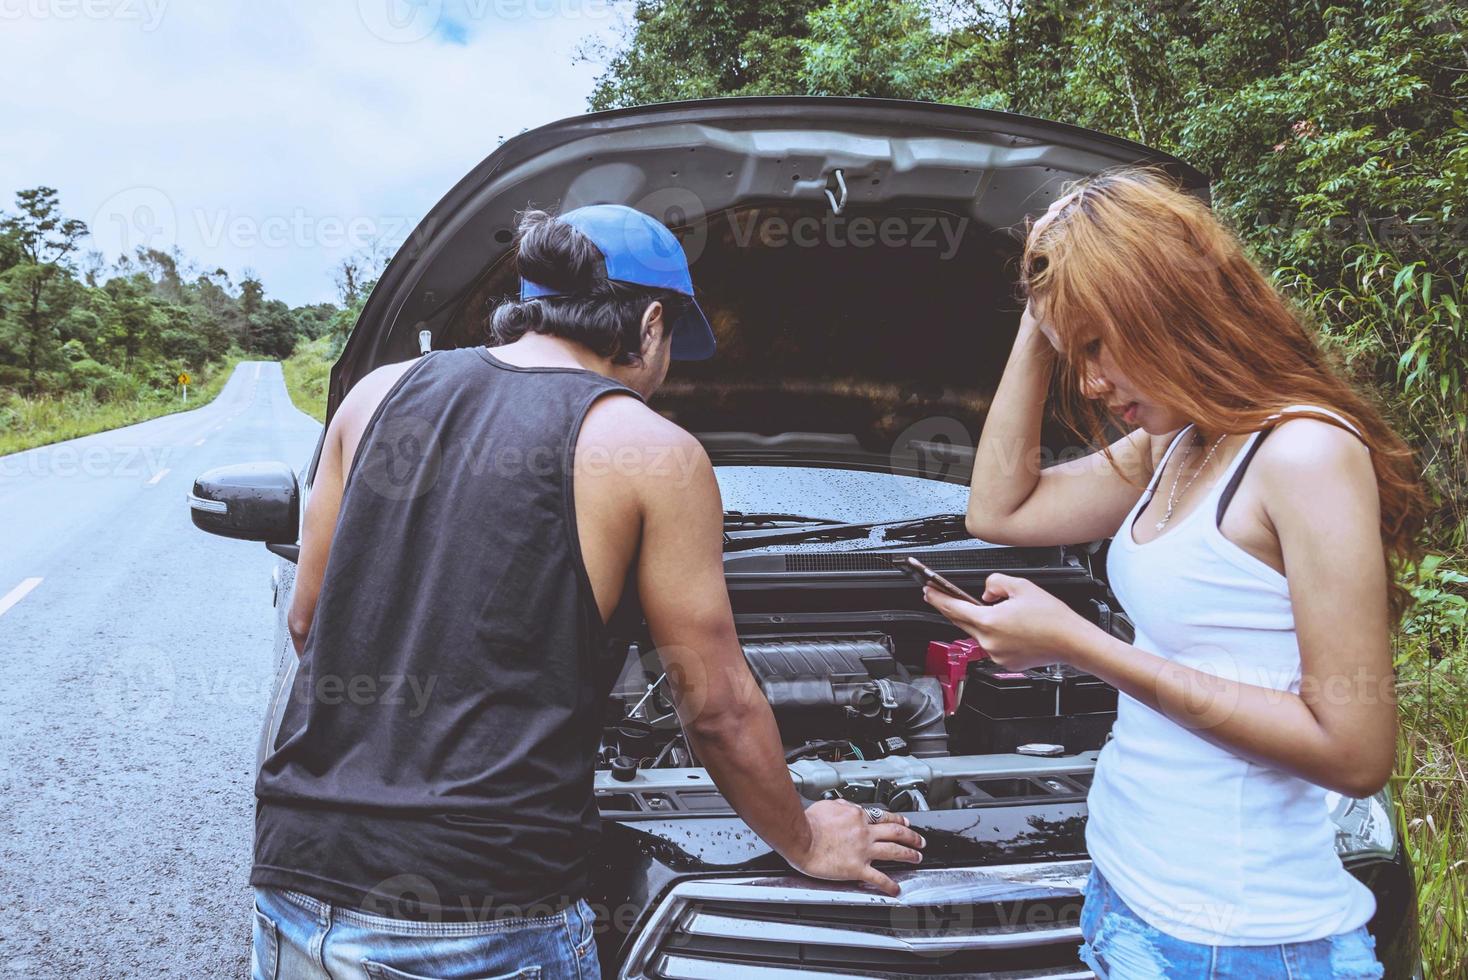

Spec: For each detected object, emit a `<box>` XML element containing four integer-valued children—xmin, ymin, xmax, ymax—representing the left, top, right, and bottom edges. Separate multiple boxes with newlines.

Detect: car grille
<box><xmin>620</xmin><ymin>860</ymin><xmax>1093</xmax><ymax>979</ymax></box>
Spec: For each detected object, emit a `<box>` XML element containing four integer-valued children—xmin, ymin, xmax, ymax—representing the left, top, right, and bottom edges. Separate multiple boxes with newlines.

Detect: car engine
<box><xmin>598</xmin><ymin>613</ymin><xmax>1121</xmax><ymax>812</ymax></box>
<box><xmin>603</xmin><ymin>634</ymin><xmax>947</xmax><ymax>769</ymax></box>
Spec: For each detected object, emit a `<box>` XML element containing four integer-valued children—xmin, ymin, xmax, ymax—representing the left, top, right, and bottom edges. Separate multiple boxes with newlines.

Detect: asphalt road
<box><xmin>0</xmin><ymin>362</ymin><xmax>321</xmax><ymax>978</ymax></box>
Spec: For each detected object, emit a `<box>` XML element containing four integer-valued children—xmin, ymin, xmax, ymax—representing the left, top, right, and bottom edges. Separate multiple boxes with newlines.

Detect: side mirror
<box><xmin>189</xmin><ymin>462</ymin><xmax>300</xmax><ymax>551</ymax></box>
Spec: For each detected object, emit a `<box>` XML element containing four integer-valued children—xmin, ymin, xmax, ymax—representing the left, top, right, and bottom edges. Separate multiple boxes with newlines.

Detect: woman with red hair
<box><xmin>927</xmin><ymin>167</ymin><xmax>1426</xmax><ymax>978</ymax></box>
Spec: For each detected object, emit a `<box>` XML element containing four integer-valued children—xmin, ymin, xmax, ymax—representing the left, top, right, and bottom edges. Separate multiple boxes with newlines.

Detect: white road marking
<box><xmin>193</xmin><ymin>438</ymin><xmax>206</xmax><ymax>447</ymax></box>
<box><xmin>0</xmin><ymin>577</ymin><xmax>43</xmax><ymax>617</ymax></box>
<box><xmin>147</xmin><ymin>468</ymin><xmax>171</xmax><ymax>485</ymax></box>
<box><xmin>255</xmin><ymin>364</ymin><xmax>262</xmax><ymax>380</ymax></box>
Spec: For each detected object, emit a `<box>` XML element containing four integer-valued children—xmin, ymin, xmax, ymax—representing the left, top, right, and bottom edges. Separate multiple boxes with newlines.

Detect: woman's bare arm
<box><xmin>941</xmin><ymin>418</ymin><xmax>1395</xmax><ymax>797</ymax></box>
<box><xmin>966</xmin><ymin>303</ymin><xmax>1158</xmax><ymax>546</ymax></box>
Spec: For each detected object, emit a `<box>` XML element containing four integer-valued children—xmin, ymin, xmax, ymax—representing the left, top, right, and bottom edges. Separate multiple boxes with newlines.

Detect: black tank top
<box><xmin>251</xmin><ymin>346</ymin><xmax>643</xmax><ymax>920</ymax></box>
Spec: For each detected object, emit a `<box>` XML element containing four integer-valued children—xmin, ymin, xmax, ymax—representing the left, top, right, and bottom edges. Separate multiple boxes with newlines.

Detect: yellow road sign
<box><xmin>178</xmin><ymin>372</ymin><xmax>190</xmax><ymax>385</ymax></box>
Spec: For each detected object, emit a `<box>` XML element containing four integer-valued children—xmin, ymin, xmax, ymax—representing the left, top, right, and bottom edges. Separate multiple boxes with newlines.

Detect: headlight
<box><xmin>1327</xmin><ymin>787</ymin><xmax>1397</xmax><ymax>861</ymax></box>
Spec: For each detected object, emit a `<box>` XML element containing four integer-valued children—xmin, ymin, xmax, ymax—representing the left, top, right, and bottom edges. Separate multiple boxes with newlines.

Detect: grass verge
<box><xmin>281</xmin><ymin>335</ymin><xmax>334</xmax><ymax>422</ymax></box>
<box><xmin>0</xmin><ymin>353</ymin><xmax>247</xmax><ymax>456</ymax></box>
<box><xmin>1395</xmin><ymin>613</ymin><xmax>1468</xmax><ymax>978</ymax></box>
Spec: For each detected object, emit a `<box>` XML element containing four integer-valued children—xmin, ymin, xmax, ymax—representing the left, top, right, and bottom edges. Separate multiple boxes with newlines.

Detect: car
<box><xmin>189</xmin><ymin>96</ymin><xmax>1421</xmax><ymax>979</ymax></box>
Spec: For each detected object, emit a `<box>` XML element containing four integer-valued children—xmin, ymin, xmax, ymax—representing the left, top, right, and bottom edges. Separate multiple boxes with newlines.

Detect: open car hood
<box><xmin>332</xmin><ymin>96</ymin><xmax>1208</xmax><ymax>481</ymax></box>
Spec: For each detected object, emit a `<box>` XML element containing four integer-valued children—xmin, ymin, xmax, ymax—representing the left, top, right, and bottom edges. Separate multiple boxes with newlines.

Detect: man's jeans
<box><xmin>252</xmin><ymin>887</ymin><xmax>599</xmax><ymax>980</ymax></box>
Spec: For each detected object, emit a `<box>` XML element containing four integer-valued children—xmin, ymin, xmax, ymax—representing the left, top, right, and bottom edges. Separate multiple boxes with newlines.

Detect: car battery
<box><xmin>951</xmin><ymin>660</ymin><xmax>1118</xmax><ymax>756</ymax></box>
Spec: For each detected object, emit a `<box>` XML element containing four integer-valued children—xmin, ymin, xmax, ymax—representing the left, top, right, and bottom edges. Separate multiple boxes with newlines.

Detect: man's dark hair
<box><xmin>490</xmin><ymin>209</ymin><xmax>692</xmax><ymax>365</ymax></box>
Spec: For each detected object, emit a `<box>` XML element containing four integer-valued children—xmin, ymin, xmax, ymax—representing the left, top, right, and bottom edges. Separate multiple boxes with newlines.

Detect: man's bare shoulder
<box><xmin>581</xmin><ymin>393</ymin><xmax>701</xmax><ymax>451</ymax></box>
<box><xmin>335</xmin><ymin>360</ymin><xmax>418</xmax><ymax>426</ymax></box>
<box><xmin>578</xmin><ymin>393</ymin><xmax>710</xmax><ymax>489</ymax></box>
<box><xmin>325</xmin><ymin>360</ymin><xmax>423</xmax><ymax>473</ymax></box>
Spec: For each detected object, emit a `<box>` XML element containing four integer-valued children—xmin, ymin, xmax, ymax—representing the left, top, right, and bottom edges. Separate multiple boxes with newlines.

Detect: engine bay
<box><xmin>596</xmin><ymin>586</ymin><xmax>1124</xmax><ymax>815</ymax></box>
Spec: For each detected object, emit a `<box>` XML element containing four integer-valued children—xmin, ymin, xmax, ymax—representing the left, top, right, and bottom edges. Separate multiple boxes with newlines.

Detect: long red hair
<box><xmin>1022</xmin><ymin>166</ymin><xmax>1428</xmax><ymax>624</ymax></box>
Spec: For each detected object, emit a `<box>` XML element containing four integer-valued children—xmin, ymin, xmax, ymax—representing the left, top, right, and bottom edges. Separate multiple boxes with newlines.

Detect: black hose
<box><xmin>882</xmin><ymin>676</ymin><xmax>948</xmax><ymax>758</ymax></box>
<box><xmin>760</xmin><ymin>676</ymin><xmax>948</xmax><ymax>758</ymax></box>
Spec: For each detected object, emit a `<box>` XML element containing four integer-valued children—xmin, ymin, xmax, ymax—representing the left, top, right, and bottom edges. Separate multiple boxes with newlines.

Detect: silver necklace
<box><xmin>1156</xmin><ymin>428</ymin><xmax>1228</xmax><ymax>530</ymax></box>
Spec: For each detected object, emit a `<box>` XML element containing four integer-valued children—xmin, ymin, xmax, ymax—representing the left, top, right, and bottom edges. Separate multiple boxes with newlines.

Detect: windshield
<box><xmin>716</xmin><ymin>465</ymin><xmax>976</xmax><ymax>554</ymax></box>
<box><xmin>718</xmin><ymin>465</ymin><xmax>968</xmax><ymax>521</ymax></box>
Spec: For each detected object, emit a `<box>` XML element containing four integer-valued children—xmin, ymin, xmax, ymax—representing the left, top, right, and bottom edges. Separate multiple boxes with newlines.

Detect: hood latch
<box><xmin>824</xmin><ymin>168</ymin><xmax>848</xmax><ymax>216</ymax></box>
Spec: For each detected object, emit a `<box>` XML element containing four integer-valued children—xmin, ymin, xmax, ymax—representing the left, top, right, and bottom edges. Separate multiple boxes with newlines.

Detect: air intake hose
<box><xmin>758</xmin><ymin>675</ymin><xmax>948</xmax><ymax>758</ymax></box>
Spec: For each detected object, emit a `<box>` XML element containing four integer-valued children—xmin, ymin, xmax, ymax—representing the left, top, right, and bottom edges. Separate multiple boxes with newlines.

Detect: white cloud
<box><xmin>0</xmin><ymin>0</ymin><xmax>624</xmax><ymax>305</ymax></box>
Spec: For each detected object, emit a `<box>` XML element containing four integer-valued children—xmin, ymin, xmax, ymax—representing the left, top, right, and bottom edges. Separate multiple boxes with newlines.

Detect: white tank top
<box><xmin>1086</xmin><ymin>403</ymin><xmax>1378</xmax><ymax>945</ymax></box>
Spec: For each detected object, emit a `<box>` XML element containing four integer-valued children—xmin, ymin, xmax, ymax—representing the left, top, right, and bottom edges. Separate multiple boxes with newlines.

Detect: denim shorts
<box><xmin>1078</xmin><ymin>866</ymin><xmax>1385</xmax><ymax>979</ymax></box>
<box><xmin>251</xmin><ymin>886</ymin><xmax>598</xmax><ymax>980</ymax></box>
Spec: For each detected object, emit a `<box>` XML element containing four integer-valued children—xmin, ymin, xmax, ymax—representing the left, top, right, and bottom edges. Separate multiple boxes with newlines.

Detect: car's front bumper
<box><xmin>614</xmin><ymin>846</ymin><xmax>1419</xmax><ymax>979</ymax></box>
<box><xmin>619</xmin><ymin>858</ymin><xmax>1094</xmax><ymax>979</ymax></box>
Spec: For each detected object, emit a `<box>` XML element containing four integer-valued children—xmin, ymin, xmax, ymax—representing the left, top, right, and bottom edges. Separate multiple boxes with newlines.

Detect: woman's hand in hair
<box><xmin>1018</xmin><ymin>298</ymin><xmax>1041</xmax><ymax>336</ymax></box>
<box><xmin>1017</xmin><ymin>299</ymin><xmax>1057</xmax><ymax>359</ymax></box>
<box><xmin>922</xmin><ymin>573</ymin><xmax>1099</xmax><ymax>671</ymax></box>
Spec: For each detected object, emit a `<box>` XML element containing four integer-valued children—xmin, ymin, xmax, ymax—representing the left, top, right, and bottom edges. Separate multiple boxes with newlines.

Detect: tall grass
<box><xmin>280</xmin><ymin>335</ymin><xmax>335</xmax><ymax>422</ymax></box>
<box><xmin>1396</xmin><ymin>553</ymin><xmax>1468</xmax><ymax>978</ymax></box>
<box><xmin>1283</xmin><ymin>222</ymin><xmax>1467</xmax><ymax>977</ymax></box>
<box><xmin>0</xmin><ymin>353</ymin><xmax>245</xmax><ymax>456</ymax></box>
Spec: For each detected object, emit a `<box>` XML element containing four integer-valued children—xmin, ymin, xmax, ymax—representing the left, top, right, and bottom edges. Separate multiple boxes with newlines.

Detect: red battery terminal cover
<box><xmin>926</xmin><ymin>637</ymin><xmax>996</xmax><ymax>715</ymax></box>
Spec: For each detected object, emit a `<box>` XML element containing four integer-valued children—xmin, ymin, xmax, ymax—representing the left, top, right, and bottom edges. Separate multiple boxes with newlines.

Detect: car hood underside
<box><xmin>334</xmin><ymin>97</ymin><xmax>1208</xmax><ymax>480</ymax></box>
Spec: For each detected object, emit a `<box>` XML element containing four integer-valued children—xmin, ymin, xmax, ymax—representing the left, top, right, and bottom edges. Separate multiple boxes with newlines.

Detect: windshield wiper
<box><xmin>723</xmin><ymin>511</ymin><xmax>842</xmax><ymax>531</ymax></box>
<box><xmin>723</xmin><ymin>513</ymin><xmax>967</xmax><ymax>551</ymax></box>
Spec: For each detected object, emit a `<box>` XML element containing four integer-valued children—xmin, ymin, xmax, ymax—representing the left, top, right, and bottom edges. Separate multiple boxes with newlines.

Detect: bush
<box><xmin>0</xmin><ymin>391</ymin><xmax>19</xmax><ymax>434</ymax></box>
<box><xmin>1402</xmin><ymin>554</ymin><xmax>1468</xmax><ymax>652</ymax></box>
<box><xmin>68</xmin><ymin>358</ymin><xmax>142</xmax><ymax>403</ymax></box>
<box><xmin>280</xmin><ymin>334</ymin><xmax>334</xmax><ymax>421</ymax></box>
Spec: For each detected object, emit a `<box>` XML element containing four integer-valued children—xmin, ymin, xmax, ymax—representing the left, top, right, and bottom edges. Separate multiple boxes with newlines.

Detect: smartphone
<box><xmin>892</xmin><ymin>556</ymin><xmax>987</xmax><ymax>605</ymax></box>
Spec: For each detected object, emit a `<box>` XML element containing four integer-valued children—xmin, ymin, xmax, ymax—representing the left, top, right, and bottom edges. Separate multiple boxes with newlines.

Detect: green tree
<box><xmin>192</xmin><ymin>268</ymin><xmax>247</xmax><ymax>345</ymax></box>
<box><xmin>0</xmin><ymin>187</ymin><xmax>88</xmax><ymax>391</ymax></box>
<box><xmin>249</xmin><ymin>299</ymin><xmax>299</xmax><ymax>360</ymax></box>
<box><xmin>134</xmin><ymin>246</ymin><xmax>189</xmax><ymax>304</ymax></box>
<box><xmin>99</xmin><ymin>274</ymin><xmax>167</xmax><ymax>370</ymax></box>
<box><xmin>158</xmin><ymin>301</ymin><xmax>227</xmax><ymax>368</ymax></box>
<box><xmin>801</xmin><ymin>0</ymin><xmax>951</xmax><ymax>100</ymax></box>
<box><xmin>236</xmin><ymin>273</ymin><xmax>266</xmax><ymax>351</ymax></box>
<box><xmin>587</xmin><ymin>0</ymin><xmax>824</xmax><ymax>109</ymax></box>
<box><xmin>0</xmin><ymin>224</ymin><xmax>21</xmax><ymax>275</ymax></box>
<box><xmin>293</xmin><ymin>302</ymin><xmax>339</xmax><ymax>340</ymax></box>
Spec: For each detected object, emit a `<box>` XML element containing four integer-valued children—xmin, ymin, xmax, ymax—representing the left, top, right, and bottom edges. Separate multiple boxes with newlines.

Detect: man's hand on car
<box><xmin>630</xmin><ymin>426</ymin><xmax>927</xmax><ymax>898</ymax></box>
<box><xmin>787</xmin><ymin>799</ymin><xmax>926</xmax><ymax>897</ymax></box>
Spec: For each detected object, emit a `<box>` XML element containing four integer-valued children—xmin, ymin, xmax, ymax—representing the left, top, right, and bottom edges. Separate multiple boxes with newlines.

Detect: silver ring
<box><xmin>863</xmin><ymin>805</ymin><xmax>886</xmax><ymax>825</ymax></box>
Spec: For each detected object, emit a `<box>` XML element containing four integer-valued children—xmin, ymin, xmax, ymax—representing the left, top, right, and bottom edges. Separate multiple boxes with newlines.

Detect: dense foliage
<box><xmin>0</xmin><ymin>186</ymin><xmax>344</xmax><ymax>405</ymax></box>
<box><xmin>591</xmin><ymin>0</ymin><xmax>1467</xmax><ymax>543</ymax></box>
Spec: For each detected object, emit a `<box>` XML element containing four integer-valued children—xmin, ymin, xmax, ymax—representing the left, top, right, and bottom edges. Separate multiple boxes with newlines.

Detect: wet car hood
<box><xmin>332</xmin><ymin>96</ymin><xmax>1208</xmax><ymax>482</ymax></box>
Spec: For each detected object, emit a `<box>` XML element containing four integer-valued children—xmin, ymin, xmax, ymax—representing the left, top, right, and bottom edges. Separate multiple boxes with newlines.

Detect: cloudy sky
<box><xmin>0</xmin><ymin>0</ymin><xmax>624</xmax><ymax>305</ymax></box>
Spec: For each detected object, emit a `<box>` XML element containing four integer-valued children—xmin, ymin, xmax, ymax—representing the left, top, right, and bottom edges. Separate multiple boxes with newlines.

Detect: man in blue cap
<box><xmin>252</xmin><ymin>204</ymin><xmax>924</xmax><ymax>979</ymax></box>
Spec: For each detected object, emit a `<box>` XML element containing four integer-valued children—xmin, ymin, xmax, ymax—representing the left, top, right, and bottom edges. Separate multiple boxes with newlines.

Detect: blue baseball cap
<box><xmin>519</xmin><ymin>203</ymin><xmax>716</xmax><ymax>361</ymax></box>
